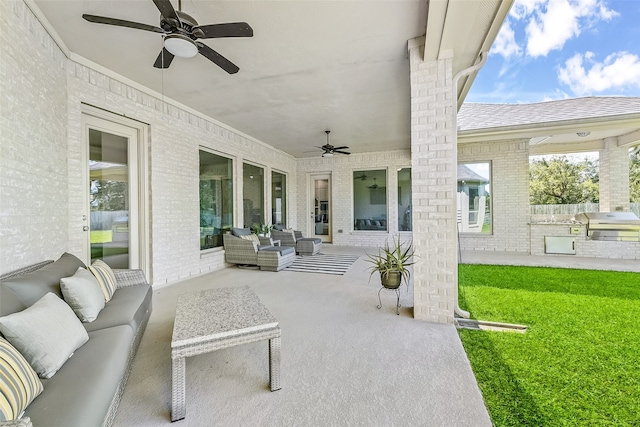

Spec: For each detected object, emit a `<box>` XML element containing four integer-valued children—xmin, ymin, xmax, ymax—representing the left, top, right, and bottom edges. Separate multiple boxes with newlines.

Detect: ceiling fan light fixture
<box><xmin>322</xmin><ymin>152</ymin><xmax>333</xmax><ymax>158</ymax></box>
<box><xmin>164</xmin><ymin>34</ymin><xmax>198</xmax><ymax>58</ymax></box>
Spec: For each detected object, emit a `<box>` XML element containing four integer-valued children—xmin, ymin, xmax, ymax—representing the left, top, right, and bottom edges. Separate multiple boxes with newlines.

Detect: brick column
<box><xmin>408</xmin><ymin>40</ymin><xmax>457</xmax><ymax>324</ymax></box>
<box><xmin>599</xmin><ymin>137</ymin><xmax>630</xmax><ymax>212</ymax></box>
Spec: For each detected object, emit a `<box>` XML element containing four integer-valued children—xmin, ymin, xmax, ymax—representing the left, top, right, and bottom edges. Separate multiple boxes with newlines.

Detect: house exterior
<box><xmin>5</xmin><ymin>0</ymin><xmax>638</xmax><ymax>326</ymax></box>
<box><xmin>457</xmin><ymin>98</ymin><xmax>640</xmax><ymax>259</ymax></box>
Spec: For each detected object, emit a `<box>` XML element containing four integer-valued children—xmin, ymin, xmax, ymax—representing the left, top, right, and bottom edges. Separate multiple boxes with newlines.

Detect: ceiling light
<box><xmin>322</xmin><ymin>152</ymin><xmax>333</xmax><ymax>158</ymax></box>
<box><xmin>576</xmin><ymin>132</ymin><xmax>591</xmax><ymax>137</ymax></box>
<box><xmin>164</xmin><ymin>34</ymin><xmax>198</xmax><ymax>58</ymax></box>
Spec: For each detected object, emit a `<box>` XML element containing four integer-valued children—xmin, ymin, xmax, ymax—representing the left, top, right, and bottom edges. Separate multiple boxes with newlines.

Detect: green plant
<box><xmin>251</xmin><ymin>222</ymin><xmax>272</xmax><ymax>235</ymax></box>
<box><xmin>365</xmin><ymin>237</ymin><xmax>415</xmax><ymax>287</ymax></box>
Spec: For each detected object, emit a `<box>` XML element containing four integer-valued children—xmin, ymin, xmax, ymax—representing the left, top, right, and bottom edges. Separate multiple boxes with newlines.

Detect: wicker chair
<box><xmin>270</xmin><ymin>228</ymin><xmax>322</xmax><ymax>256</ymax></box>
<box><xmin>223</xmin><ymin>230</ymin><xmax>295</xmax><ymax>271</ymax></box>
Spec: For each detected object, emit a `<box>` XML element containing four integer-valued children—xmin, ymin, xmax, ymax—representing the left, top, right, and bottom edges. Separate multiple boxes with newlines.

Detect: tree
<box><xmin>90</xmin><ymin>180</ymin><xmax>127</xmax><ymax>210</ymax></box>
<box><xmin>529</xmin><ymin>155</ymin><xmax>599</xmax><ymax>205</ymax></box>
<box><xmin>631</xmin><ymin>148</ymin><xmax>640</xmax><ymax>202</ymax></box>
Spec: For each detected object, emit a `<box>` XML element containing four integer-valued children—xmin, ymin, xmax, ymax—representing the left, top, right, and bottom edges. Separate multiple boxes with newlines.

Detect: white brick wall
<box><xmin>296</xmin><ymin>150</ymin><xmax>412</xmax><ymax>248</ymax></box>
<box><xmin>458</xmin><ymin>139</ymin><xmax>530</xmax><ymax>253</ymax></box>
<box><xmin>409</xmin><ymin>44</ymin><xmax>457</xmax><ymax>324</ymax></box>
<box><xmin>0</xmin><ymin>0</ymin><xmax>69</xmax><ymax>272</ymax></box>
<box><xmin>1</xmin><ymin>0</ymin><xmax>297</xmax><ymax>285</ymax></box>
<box><xmin>599</xmin><ymin>137</ymin><xmax>630</xmax><ymax>212</ymax></box>
<box><xmin>66</xmin><ymin>67</ymin><xmax>297</xmax><ymax>286</ymax></box>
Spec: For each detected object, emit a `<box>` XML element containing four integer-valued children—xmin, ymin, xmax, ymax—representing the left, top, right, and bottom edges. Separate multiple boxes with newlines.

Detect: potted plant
<box><xmin>365</xmin><ymin>237</ymin><xmax>415</xmax><ymax>289</ymax></box>
<box><xmin>251</xmin><ymin>222</ymin><xmax>272</xmax><ymax>237</ymax></box>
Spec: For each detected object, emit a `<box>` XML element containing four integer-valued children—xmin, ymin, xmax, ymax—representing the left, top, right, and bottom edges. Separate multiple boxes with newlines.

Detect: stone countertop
<box><xmin>172</xmin><ymin>286</ymin><xmax>279</xmax><ymax>348</ymax></box>
<box><xmin>529</xmin><ymin>221</ymin><xmax>584</xmax><ymax>225</ymax></box>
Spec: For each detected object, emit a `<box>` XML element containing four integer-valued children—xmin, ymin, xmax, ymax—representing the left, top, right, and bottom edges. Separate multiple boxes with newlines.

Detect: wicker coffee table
<box><xmin>170</xmin><ymin>286</ymin><xmax>281</xmax><ymax>422</ymax></box>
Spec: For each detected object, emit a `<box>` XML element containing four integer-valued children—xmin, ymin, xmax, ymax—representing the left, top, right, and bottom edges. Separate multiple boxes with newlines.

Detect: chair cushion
<box><xmin>87</xmin><ymin>260</ymin><xmax>117</xmax><ymax>302</ymax></box>
<box><xmin>0</xmin><ymin>293</ymin><xmax>89</xmax><ymax>379</ymax></box>
<box><xmin>0</xmin><ymin>337</ymin><xmax>43</xmax><ymax>422</ymax></box>
<box><xmin>232</xmin><ymin>228</ymin><xmax>252</xmax><ymax>237</ymax></box>
<box><xmin>260</xmin><ymin>246</ymin><xmax>295</xmax><ymax>255</ymax></box>
<box><xmin>60</xmin><ymin>267</ymin><xmax>105</xmax><ymax>322</ymax></box>
<box><xmin>299</xmin><ymin>237</ymin><xmax>322</xmax><ymax>244</ymax></box>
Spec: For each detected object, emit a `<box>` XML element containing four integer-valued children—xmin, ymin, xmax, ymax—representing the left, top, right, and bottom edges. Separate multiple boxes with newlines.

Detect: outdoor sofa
<box><xmin>0</xmin><ymin>252</ymin><xmax>152</xmax><ymax>427</ymax></box>
<box><xmin>223</xmin><ymin>228</ymin><xmax>295</xmax><ymax>271</ymax></box>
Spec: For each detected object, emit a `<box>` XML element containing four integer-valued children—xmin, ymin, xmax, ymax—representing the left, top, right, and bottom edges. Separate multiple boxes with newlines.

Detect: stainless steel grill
<box><xmin>575</xmin><ymin>212</ymin><xmax>640</xmax><ymax>241</ymax></box>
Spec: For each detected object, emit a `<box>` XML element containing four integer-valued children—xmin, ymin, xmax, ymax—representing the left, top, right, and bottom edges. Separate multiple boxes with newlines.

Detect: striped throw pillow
<box><xmin>0</xmin><ymin>337</ymin><xmax>43</xmax><ymax>421</ymax></box>
<box><xmin>87</xmin><ymin>260</ymin><xmax>117</xmax><ymax>302</ymax></box>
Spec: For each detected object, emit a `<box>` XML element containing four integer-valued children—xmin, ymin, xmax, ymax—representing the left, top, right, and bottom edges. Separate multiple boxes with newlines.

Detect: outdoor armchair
<box><xmin>223</xmin><ymin>229</ymin><xmax>295</xmax><ymax>271</ymax></box>
<box><xmin>270</xmin><ymin>228</ymin><xmax>322</xmax><ymax>256</ymax></box>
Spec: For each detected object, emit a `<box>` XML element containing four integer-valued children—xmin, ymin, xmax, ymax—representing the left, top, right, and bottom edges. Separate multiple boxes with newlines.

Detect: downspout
<box><xmin>452</xmin><ymin>51</ymin><xmax>488</xmax><ymax>319</ymax></box>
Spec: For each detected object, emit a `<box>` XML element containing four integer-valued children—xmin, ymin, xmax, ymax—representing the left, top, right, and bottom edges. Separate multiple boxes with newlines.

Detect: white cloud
<box><xmin>491</xmin><ymin>19</ymin><xmax>523</xmax><ymax>59</ymax></box>
<box><xmin>511</xmin><ymin>0</ymin><xmax>619</xmax><ymax>58</ymax></box>
<box><xmin>558</xmin><ymin>51</ymin><xmax>640</xmax><ymax>95</ymax></box>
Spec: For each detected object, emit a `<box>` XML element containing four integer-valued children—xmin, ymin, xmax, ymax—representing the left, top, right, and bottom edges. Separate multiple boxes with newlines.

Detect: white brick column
<box><xmin>599</xmin><ymin>137</ymin><xmax>630</xmax><ymax>212</ymax></box>
<box><xmin>409</xmin><ymin>40</ymin><xmax>457</xmax><ymax>324</ymax></box>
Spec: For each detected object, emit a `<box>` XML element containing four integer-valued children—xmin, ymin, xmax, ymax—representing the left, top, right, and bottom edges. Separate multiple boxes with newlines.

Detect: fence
<box><xmin>530</xmin><ymin>203</ymin><xmax>640</xmax><ymax>217</ymax></box>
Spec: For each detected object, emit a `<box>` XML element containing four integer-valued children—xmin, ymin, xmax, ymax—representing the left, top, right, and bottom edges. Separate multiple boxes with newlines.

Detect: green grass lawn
<box><xmin>458</xmin><ymin>264</ymin><xmax>640</xmax><ymax>427</ymax></box>
<box><xmin>90</xmin><ymin>230</ymin><xmax>112</xmax><ymax>244</ymax></box>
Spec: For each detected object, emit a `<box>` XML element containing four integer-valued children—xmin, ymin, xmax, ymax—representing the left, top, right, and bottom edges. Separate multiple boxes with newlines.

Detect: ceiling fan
<box><xmin>368</xmin><ymin>178</ymin><xmax>379</xmax><ymax>190</ymax></box>
<box><xmin>319</xmin><ymin>131</ymin><xmax>350</xmax><ymax>157</ymax></box>
<box><xmin>82</xmin><ymin>0</ymin><xmax>253</xmax><ymax>74</ymax></box>
<box><xmin>355</xmin><ymin>173</ymin><xmax>368</xmax><ymax>181</ymax></box>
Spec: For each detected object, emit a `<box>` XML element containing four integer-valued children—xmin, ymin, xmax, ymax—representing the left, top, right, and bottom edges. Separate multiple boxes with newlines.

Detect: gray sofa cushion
<box><xmin>0</xmin><ymin>288</ymin><xmax>26</xmax><ymax>317</ymax></box>
<box><xmin>26</xmin><ymin>325</ymin><xmax>134</xmax><ymax>427</ymax></box>
<box><xmin>83</xmin><ymin>284</ymin><xmax>152</xmax><ymax>333</ymax></box>
<box><xmin>1</xmin><ymin>253</ymin><xmax>85</xmax><ymax>307</ymax></box>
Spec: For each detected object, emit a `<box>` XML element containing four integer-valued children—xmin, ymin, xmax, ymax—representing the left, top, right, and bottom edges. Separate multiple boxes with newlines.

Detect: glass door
<box><xmin>83</xmin><ymin>114</ymin><xmax>141</xmax><ymax>269</ymax></box>
<box><xmin>310</xmin><ymin>174</ymin><xmax>331</xmax><ymax>242</ymax></box>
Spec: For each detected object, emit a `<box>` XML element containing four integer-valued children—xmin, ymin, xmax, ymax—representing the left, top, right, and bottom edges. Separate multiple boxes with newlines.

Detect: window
<box><xmin>243</xmin><ymin>163</ymin><xmax>265</xmax><ymax>228</ymax></box>
<box><xmin>398</xmin><ymin>168</ymin><xmax>411</xmax><ymax>231</ymax></box>
<box><xmin>199</xmin><ymin>150</ymin><xmax>233</xmax><ymax>249</ymax></box>
<box><xmin>458</xmin><ymin>162</ymin><xmax>491</xmax><ymax>234</ymax></box>
<box><xmin>353</xmin><ymin>169</ymin><xmax>387</xmax><ymax>231</ymax></box>
<box><xmin>272</xmin><ymin>171</ymin><xmax>286</xmax><ymax>227</ymax></box>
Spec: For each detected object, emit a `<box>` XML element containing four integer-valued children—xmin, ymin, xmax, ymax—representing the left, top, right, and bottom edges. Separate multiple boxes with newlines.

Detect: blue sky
<box><xmin>466</xmin><ymin>0</ymin><xmax>640</xmax><ymax>104</ymax></box>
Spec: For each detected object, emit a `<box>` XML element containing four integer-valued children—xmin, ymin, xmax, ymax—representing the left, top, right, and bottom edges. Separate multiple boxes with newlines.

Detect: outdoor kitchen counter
<box><xmin>529</xmin><ymin>222</ymin><xmax>640</xmax><ymax>260</ymax></box>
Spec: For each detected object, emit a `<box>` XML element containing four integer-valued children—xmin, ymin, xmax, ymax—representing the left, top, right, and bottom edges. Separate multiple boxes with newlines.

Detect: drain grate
<box><xmin>455</xmin><ymin>318</ymin><xmax>527</xmax><ymax>333</ymax></box>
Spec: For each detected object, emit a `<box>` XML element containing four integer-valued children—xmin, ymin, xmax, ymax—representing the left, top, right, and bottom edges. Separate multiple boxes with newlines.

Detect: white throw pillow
<box><xmin>60</xmin><ymin>267</ymin><xmax>106</xmax><ymax>322</ymax></box>
<box><xmin>0</xmin><ymin>293</ymin><xmax>89</xmax><ymax>379</ymax></box>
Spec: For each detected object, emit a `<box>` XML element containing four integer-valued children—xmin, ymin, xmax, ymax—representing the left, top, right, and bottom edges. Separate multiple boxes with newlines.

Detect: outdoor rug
<box><xmin>285</xmin><ymin>253</ymin><xmax>360</xmax><ymax>275</ymax></box>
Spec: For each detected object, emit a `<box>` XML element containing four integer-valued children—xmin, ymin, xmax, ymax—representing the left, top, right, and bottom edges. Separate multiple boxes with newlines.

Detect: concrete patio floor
<box><xmin>113</xmin><ymin>244</ymin><xmax>492</xmax><ymax>426</ymax></box>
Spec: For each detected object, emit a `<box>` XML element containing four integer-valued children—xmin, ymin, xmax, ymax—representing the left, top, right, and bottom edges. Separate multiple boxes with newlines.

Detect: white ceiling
<box><xmin>33</xmin><ymin>0</ymin><xmax>508</xmax><ymax>158</ymax></box>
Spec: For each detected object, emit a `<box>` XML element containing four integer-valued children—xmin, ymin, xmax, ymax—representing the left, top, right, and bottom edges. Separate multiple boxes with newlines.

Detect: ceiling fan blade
<box><xmin>197</xmin><ymin>43</ymin><xmax>239</xmax><ymax>74</ymax></box>
<box><xmin>153</xmin><ymin>48</ymin><xmax>174</xmax><ymax>69</ymax></box>
<box><xmin>334</xmin><ymin>150</ymin><xmax>351</xmax><ymax>155</ymax></box>
<box><xmin>82</xmin><ymin>14</ymin><xmax>165</xmax><ymax>33</ymax></box>
<box><xmin>332</xmin><ymin>146</ymin><xmax>349</xmax><ymax>150</ymax></box>
<box><xmin>152</xmin><ymin>0</ymin><xmax>180</xmax><ymax>25</ymax></box>
<box><xmin>194</xmin><ymin>22</ymin><xmax>254</xmax><ymax>39</ymax></box>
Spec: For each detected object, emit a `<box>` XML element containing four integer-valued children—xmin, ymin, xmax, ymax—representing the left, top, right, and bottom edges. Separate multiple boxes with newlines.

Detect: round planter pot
<box><xmin>380</xmin><ymin>271</ymin><xmax>402</xmax><ymax>289</ymax></box>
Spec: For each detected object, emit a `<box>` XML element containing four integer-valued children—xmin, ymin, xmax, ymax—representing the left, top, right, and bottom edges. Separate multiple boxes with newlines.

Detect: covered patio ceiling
<box><xmin>31</xmin><ymin>0</ymin><xmax>511</xmax><ymax>158</ymax></box>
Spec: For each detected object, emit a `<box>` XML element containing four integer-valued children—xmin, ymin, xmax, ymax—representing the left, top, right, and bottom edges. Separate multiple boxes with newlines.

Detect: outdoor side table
<box><xmin>170</xmin><ymin>286</ymin><xmax>281</xmax><ymax>422</ymax></box>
